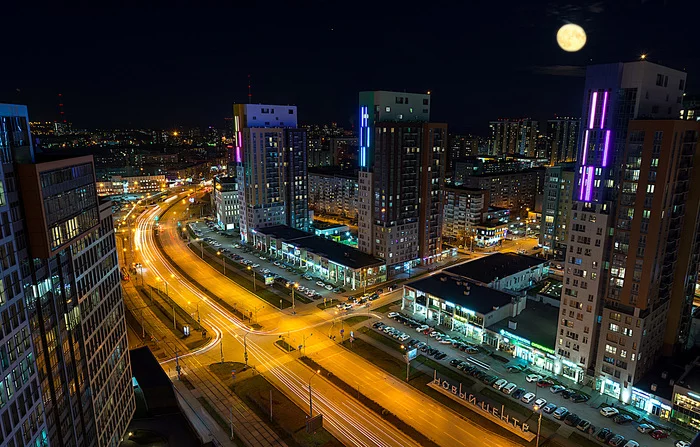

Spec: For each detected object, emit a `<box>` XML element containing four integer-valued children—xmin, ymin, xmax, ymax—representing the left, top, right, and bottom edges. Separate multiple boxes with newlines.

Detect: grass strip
<box><xmin>343</xmin><ymin>315</ymin><xmax>371</xmax><ymax>326</ymax></box>
<box><xmin>300</xmin><ymin>356</ymin><xmax>440</xmax><ymax>447</ymax></box>
<box><xmin>374</xmin><ymin>299</ymin><xmax>400</xmax><ymax>314</ymax></box>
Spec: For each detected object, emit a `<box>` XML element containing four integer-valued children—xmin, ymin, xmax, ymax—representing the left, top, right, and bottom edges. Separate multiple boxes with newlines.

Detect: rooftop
<box><xmin>405</xmin><ymin>274</ymin><xmax>514</xmax><ymax>315</ymax></box>
<box><xmin>634</xmin><ymin>347</ymin><xmax>700</xmax><ymax>399</ymax></box>
<box><xmin>487</xmin><ymin>300</ymin><xmax>559</xmax><ymax>350</ymax></box>
<box><xmin>446</xmin><ymin>253</ymin><xmax>547</xmax><ymax>285</ymax></box>
<box><xmin>312</xmin><ymin>221</ymin><xmax>349</xmax><ymax>231</ymax></box>
<box><xmin>255</xmin><ymin>225</ymin><xmax>383</xmax><ymax>269</ymax></box>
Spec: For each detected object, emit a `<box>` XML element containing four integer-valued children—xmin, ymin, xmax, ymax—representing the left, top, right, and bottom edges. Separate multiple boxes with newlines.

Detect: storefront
<box><xmin>494</xmin><ymin>329</ymin><xmax>560</xmax><ymax>374</ymax></box>
<box><xmin>561</xmin><ymin>359</ymin><xmax>585</xmax><ymax>383</ymax></box>
<box><xmin>672</xmin><ymin>390</ymin><xmax>700</xmax><ymax>430</ymax></box>
<box><xmin>630</xmin><ymin>388</ymin><xmax>672</xmax><ymax>422</ymax></box>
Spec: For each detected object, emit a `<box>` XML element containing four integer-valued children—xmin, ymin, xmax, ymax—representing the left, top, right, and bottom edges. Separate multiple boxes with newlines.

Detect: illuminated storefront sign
<box><xmin>499</xmin><ymin>330</ymin><xmax>530</xmax><ymax>346</ymax></box>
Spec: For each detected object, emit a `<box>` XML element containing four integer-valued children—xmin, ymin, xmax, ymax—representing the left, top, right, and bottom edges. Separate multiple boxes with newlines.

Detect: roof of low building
<box><xmin>255</xmin><ymin>225</ymin><xmax>383</xmax><ymax>269</ymax></box>
<box><xmin>487</xmin><ymin>300</ymin><xmax>558</xmax><ymax>350</ymax></box>
<box><xmin>404</xmin><ymin>274</ymin><xmax>514</xmax><ymax>315</ymax></box>
<box><xmin>446</xmin><ymin>253</ymin><xmax>547</xmax><ymax>285</ymax></box>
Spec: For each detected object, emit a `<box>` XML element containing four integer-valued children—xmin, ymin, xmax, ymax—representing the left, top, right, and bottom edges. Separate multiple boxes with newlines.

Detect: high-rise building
<box><xmin>357</xmin><ymin>91</ymin><xmax>447</xmax><ymax>273</ymax></box>
<box><xmin>546</xmin><ymin>118</ymin><xmax>580</xmax><ymax>164</ymax></box>
<box><xmin>308</xmin><ymin>168</ymin><xmax>359</xmax><ymax>219</ymax></box>
<box><xmin>459</xmin><ymin>167</ymin><xmax>545</xmax><ymax>217</ymax></box>
<box><xmin>680</xmin><ymin>93</ymin><xmax>700</xmax><ymax>121</ymax></box>
<box><xmin>555</xmin><ymin>61</ymin><xmax>687</xmax><ymax>391</ymax></box>
<box><xmin>233</xmin><ymin>104</ymin><xmax>310</xmax><ymax>242</ymax></box>
<box><xmin>489</xmin><ymin>119</ymin><xmax>539</xmax><ymax>157</ymax></box>
<box><xmin>540</xmin><ymin>164</ymin><xmax>575</xmax><ymax>260</ymax></box>
<box><xmin>442</xmin><ymin>186</ymin><xmax>489</xmax><ymax>247</ymax></box>
<box><xmin>595</xmin><ymin>120</ymin><xmax>700</xmax><ymax>403</ymax></box>
<box><xmin>0</xmin><ymin>104</ymin><xmax>134</xmax><ymax>446</ymax></box>
<box><xmin>447</xmin><ymin>134</ymin><xmax>480</xmax><ymax>173</ymax></box>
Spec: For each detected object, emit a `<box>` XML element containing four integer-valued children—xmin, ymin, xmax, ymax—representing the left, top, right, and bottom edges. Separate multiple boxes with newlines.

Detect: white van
<box><xmin>502</xmin><ymin>383</ymin><xmax>517</xmax><ymax>394</ymax></box>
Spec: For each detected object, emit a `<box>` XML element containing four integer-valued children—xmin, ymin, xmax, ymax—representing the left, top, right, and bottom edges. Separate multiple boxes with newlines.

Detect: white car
<box><xmin>521</xmin><ymin>392</ymin><xmax>536</xmax><ymax>404</ymax></box>
<box><xmin>526</xmin><ymin>374</ymin><xmax>542</xmax><ymax>383</ymax></box>
<box><xmin>316</xmin><ymin>281</ymin><xmax>325</xmax><ymax>286</ymax></box>
<box><xmin>622</xmin><ymin>441</ymin><xmax>639</xmax><ymax>447</ymax></box>
<box><xmin>675</xmin><ymin>442</ymin><xmax>691</xmax><ymax>447</ymax></box>
<box><xmin>502</xmin><ymin>383</ymin><xmax>517</xmax><ymax>395</ymax></box>
<box><xmin>533</xmin><ymin>398</ymin><xmax>547</xmax><ymax>408</ymax></box>
<box><xmin>493</xmin><ymin>379</ymin><xmax>508</xmax><ymax>390</ymax></box>
<box><xmin>599</xmin><ymin>407</ymin><xmax>619</xmax><ymax>417</ymax></box>
<box><xmin>637</xmin><ymin>424</ymin><xmax>655</xmax><ymax>434</ymax></box>
<box><xmin>416</xmin><ymin>325</ymin><xmax>429</xmax><ymax>332</ymax></box>
<box><xmin>325</xmin><ymin>284</ymin><xmax>333</xmax><ymax>290</ymax></box>
<box><xmin>387</xmin><ymin>312</ymin><xmax>398</xmax><ymax>318</ymax></box>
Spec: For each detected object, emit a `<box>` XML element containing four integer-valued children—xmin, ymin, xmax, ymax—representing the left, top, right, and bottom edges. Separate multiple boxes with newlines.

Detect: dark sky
<box><xmin>2</xmin><ymin>1</ymin><xmax>698</xmax><ymax>134</ymax></box>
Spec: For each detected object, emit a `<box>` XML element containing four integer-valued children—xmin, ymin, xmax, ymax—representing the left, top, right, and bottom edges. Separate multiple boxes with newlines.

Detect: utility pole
<box><xmin>220</xmin><ymin>338</ymin><xmax>224</xmax><ymax>363</ymax></box>
<box><xmin>244</xmin><ymin>332</ymin><xmax>249</xmax><ymax>367</ymax></box>
<box><xmin>309</xmin><ymin>370</ymin><xmax>320</xmax><ymax>417</ymax></box>
<box><xmin>175</xmin><ymin>348</ymin><xmax>181</xmax><ymax>380</ymax></box>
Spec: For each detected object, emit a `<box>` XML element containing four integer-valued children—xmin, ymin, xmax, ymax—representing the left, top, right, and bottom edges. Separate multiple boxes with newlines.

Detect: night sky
<box><xmin>2</xmin><ymin>1</ymin><xmax>698</xmax><ymax>134</ymax></box>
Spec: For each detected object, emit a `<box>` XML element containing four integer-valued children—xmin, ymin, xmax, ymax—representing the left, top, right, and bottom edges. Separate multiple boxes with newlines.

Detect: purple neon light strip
<box><xmin>579</xmin><ymin>166</ymin><xmax>586</xmax><ymax>200</ymax></box>
<box><xmin>588</xmin><ymin>91</ymin><xmax>598</xmax><ymax>129</ymax></box>
<box><xmin>602</xmin><ymin>130</ymin><xmax>611</xmax><ymax>167</ymax></box>
<box><xmin>599</xmin><ymin>91</ymin><xmax>608</xmax><ymax>129</ymax></box>
<box><xmin>235</xmin><ymin>131</ymin><xmax>242</xmax><ymax>163</ymax></box>
<box><xmin>585</xmin><ymin>167</ymin><xmax>595</xmax><ymax>201</ymax></box>
<box><xmin>581</xmin><ymin>129</ymin><xmax>590</xmax><ymax>163</ymax></box>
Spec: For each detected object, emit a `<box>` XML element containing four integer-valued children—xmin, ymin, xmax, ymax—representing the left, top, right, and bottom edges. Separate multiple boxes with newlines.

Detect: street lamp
<box><xmin>401</xmin><ymin>345</ymin><xmax>411</xmax><ymax>382</ymax></box>
<box><xmin>217</xmin><ymin>250</ymin><xmax>226</xmax><ymax>275</ymax></box>
<box><xmin>309</xmin><ymin>369</ymin><xmax>320</xmax><ymax>417</ymax></box>
<box><xmin>533</xmin><ymin>404</ymin><xmax>543</xmax><ymax>447</ymax></box>
<box><xmin>247</xmin><ymin>266</ymin><xmax>256</xmax><ymax>291</ymax></box>
<box><xmin>287</xmin><ymin>282</ymin><xmax>299</xmax><ymax>314</ymax></box>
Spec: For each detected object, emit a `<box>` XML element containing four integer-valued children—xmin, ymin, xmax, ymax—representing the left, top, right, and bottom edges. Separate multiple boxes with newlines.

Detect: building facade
<box><xmin>596</xmin><ymin>120</ymin><xmax>700</xmax><ymax>402</ymax></box>
<box><xmin>213</xmin><ymin>176</ymin><xmax>239</xmax><ymax>231</ymax></box>
<box><xmin>460</xmin><ymin>168</ymin><xmax>545</xmax><ymax>218</ymax></box>
<box><xmin>442</xmin><ymin>186</ymin><xmax>489</xmax><ymax>247</ymax></box>
<box><xmin>233</xmin><ymin>104</ymin><xmax>309</xmax><ymax>242</ymax></box>
<box><xmin>308</xmin><ymin>168</ymin><xmax>358</xmax><ymax>219</ymax></box>
<box><xmin>555</xmin><ymin>61</ymin><xmax>688</xmax><ymax>390</ymax></box>
<box><xmin>489</xmin><ymin>119</ymin><xmax>539</xmax><ymax>157</ymax></box>
<box><xmin>539</xmin><ymin>164</ymin><xmax>575</xmax><ymax>260</ymax></box>
<box><xmin>357</xmin><ymin>91</ymin><xmax>448</xmax><ymax>274</ymax></box>
<box><xmin>546</xmin><ymin>118</ymin><xmax>580</xmax><ymax>164</ymax></box>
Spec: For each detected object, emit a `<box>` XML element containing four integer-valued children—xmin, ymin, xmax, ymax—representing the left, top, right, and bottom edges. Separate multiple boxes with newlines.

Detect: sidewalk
<box><xmin>122</xmin><ymin>280</ymin><xmax>288</xmax><ymax>447</ymax></box>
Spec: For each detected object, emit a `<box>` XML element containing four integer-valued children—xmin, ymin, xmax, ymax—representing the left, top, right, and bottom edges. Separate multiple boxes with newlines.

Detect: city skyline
<box><xmin>2</xmin><ymin>2</ymin><xmax>699</xmax><ymax>132</ymax></box>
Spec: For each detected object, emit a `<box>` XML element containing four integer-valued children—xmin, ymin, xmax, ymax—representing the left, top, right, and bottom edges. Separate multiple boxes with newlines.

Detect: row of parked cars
<box><xmin>386</xmin><ymin>312</ymin><xmax>480</xmax><ymax>354</ymax></box>
<box><xmin>372</xmin><ymin>321</ymin><xmax>448</xmax><ymax>359</ymax></box>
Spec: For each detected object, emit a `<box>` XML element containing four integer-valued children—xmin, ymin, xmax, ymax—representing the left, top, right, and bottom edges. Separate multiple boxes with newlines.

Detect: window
<box><xmin>385</xmin><ymin>106</ymin><xmax>391</xmax><ymax>112</ymax></box>
<box><xmin>423</xmin><ymin>99</ymin><xmax>429</xmax><ymax>105</ymax></box>
<box><xmin>610</xmin><ymin>323</ymin><xmax>619</xmax><ymax>332</ymax></box>
<box><xmin>679</xmin><ymin>79</ymin><xmax>685</xmax><ymax>90</ymax></box>
<box><xmin>656</xmin><ymin>74</ymin><xmax>664</xmax><ymax>86</ymax></box>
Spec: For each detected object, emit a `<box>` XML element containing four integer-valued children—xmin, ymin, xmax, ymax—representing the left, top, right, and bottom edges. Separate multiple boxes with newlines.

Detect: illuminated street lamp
<box><xmin>533</xmin><ymin>404</ymin><xmax>543</xmax><ymax>447</ymax></box>
<box><xmin>309</xmin><ymin>369</ymin><xmax>320</xmax><ymax>417</ymax></box>
<box><xmin>217</xmin><ymin>250</ymin><xmax>226</xmax><ymax>275</ymax></box>
<box><xmin>287</xmin><ymin>282</ymin><xmax>299</xmax><ymax>314</ymax></box>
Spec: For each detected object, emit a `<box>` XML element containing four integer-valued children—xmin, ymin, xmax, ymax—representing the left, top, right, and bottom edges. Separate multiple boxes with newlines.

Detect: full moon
<box><xmin>557</xmin><ymin>24</ymin><xmax>587</xmax><ymax>52</ymax></box>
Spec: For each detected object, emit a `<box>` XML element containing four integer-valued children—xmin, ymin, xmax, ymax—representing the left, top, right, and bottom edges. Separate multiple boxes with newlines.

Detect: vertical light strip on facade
<box><xmin>581</xmin><ymin>129</ymin><xmax>590</xmax><ymax>163</ymax></box>
<box><xmin>600</xmin><ymin>91</ymin><xmax>608</xmax><ymax>129</ymax></box>
<box><xmin>588</xmin><ymin>91</ymin><xmax>598</xmax><ymax>129</ymax></box>
<box><xmin>602</xmin><ymin>130</ymin><xmax>611</xmax><ymax>167</ymax></box>
<box><xmin>579</xmin><ymin>166</ymin><xmax>586</xmax><ymax>200</ymax></box>
<box><xmin>585</xmin><ymin>166</ymin><xmax>595</xmax><ymax>201</ymax></box>
<box><xmin>359</xmin><ymin>106</ymin><xmax>368</xmax><ymax>167</ymax></box>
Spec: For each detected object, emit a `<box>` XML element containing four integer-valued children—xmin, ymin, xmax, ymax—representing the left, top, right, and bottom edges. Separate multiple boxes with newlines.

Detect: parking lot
<box><xmin>187</xmin><ymin>221</ymin><xmax>393</xmax><ymax>309</ymax></box>
<box><xmin>370</xmin><ymin>311</ymin><xmax>688</xmax><ymax>447</ymax></box>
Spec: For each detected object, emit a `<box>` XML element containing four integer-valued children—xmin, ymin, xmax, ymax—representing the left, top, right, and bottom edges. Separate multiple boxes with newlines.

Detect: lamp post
<box><xmin>247</xmin><ymin>266</ymin><xmax>256</xmax><ymax>291</ymax></box>
<box><xmin>243</xmin><ymin>332</ymin><xmax>249</xmax><ymax>367</ymax></box>
<box><xmin>302</xmin><ymin>333</ymin><xmax>313</xmax><ymax>356</ymax></box>
<box><xmin>217</xmin><ymin>250</ymin><xmax>226</xmax><ymax>275</ymax></box>
<box><xmin>401</xmin><ymin>345</ymin><xmax>411</xmax><ymax>382</ymax></box>
<box><xmin>252</xmin><ymin>304</ymin><xmax>264</xmax><ymax>324</ymax></box>
<box><xmin>308</xmin><ymin>369</ymin><xmax>320</xmax><ymax>417</ymax></box>
<box><xmin>288</xmin><ymin>282</ymin><xmax>299</xmax><ymax>315</ymax></box>
<box><xmin>533</xmin><ymin>404</ymin><xmax>543</xmax><ymax>447</ymax></box>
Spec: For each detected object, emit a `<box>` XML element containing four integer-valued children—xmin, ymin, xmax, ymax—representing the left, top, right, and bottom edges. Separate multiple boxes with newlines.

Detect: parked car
<box><xmin>649</xmin><ymin>430</ymin><xmax>668</xmax><ymax>440</ymax></box>
<box><xmin>507</xmin><ymin>364</ymin><xmax>526</xmax><ymax>373</ymax></box>
<box><xmin>561</xmin><ymin>389</ymin><xmax>573</xmax><ymax>399</ymax></box>
<box><xmin>550</xmin><ymin>385</ymin><xmax>566</xmax><ymax>394</ymax></box>
<box><xmin>533</xmin><ymin>398</ymin><xmax>547</xmax><ymax>409</ymax></box>
<box><xmin>537</xmin><ymin>379</ymin><xmax>555</xmax><ymax>388</ymax></box>
<box><xmin>564</xmin><ymin>413</ymin><xmax>581</xmax><ymax>427</ymax></box>
<box><xmin>636</xmin><ymin>424</ymin><xmax>655</xmax><ymax>434</ymax></box>
<box><xmin>675</xmin><ymin>441</ymin><xmax>691</xmax><ymax>447</ymax></box>
<box><xmin>542</xmin><ymin>403</ymin><xmax>557</xmax><ymax>414</ymax></box>
<box><xmin>576</xmin><ymin>419</ymin><xmax>592</xmax><ymax>432</ymax></box>
<box><xmin>449</xmin><ymin>359</ymin><xmax>461</xmax><ymax>367</ymax></box>
<box><xmin>521</xmin><ymin>392</ymin><xmax>536</xmax><ymax>404</ymax></box>
<box><xmin>608</xmin><ymin>434</ymin><xmax>626</xmax><ymax>447</ymax></box>
<box><xmin>511</xmin><ymin>388</ymin><xmax>526</xmax><ymax>400</ymax></box>
<box><xmin>553</xmin><ymin>407</ymin><xmax>569</xmax><ymax>420</ymax></box>
<box><xmin>613</xmin><ymin>414</ymin><xmax>634</xmax><ymax>425</ymax></box>
<box><xmin>596</xmin><ymin>428</ymin><xmax>614</xmax><ymax>443</ymax></box>
<box><xmin>571</xmin><ymin>393</ymin><xmax>590</xmax><ymax>403</ymax></box>
<box><xmin>483</xmin><ymin>375</ymin><xmax>498</xmax><ymax>386</ymax></box>
<box><xmin>502</xmin><ymin>383</ymin><xmax>517</xmax><ymax>395</ymax></box>
<box><xmin>600</xmin><ymin>407</ymin><xmax>620</xmax><ymax>418</ymax></box>
<box><xmin>416</xmin><ymin>325</ymin><xmax>429</xmax><ymax>332</ymax></box>
<box><xmin>526</xmin><ymin>374</ymin><xmax>542</xmax><ymax>383</ymax></box>
<box><xmin>622</xmin><ymin>441</ymin><xmax>639</xmax><ymax>447</ymax></box>
<box><xmin>387</xmin><ymin>312</ymin><xmax>398</xmax><ymax>318</ymax></box>
<box><xmin>493</xmin><ymin>379</ymin><xmax>508</xmax><ymax>390</ymax></box>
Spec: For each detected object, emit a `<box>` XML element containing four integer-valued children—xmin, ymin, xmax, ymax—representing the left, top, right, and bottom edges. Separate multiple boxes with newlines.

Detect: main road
<box><xmin>128</xmin><ymin>190</ymin><xmax>521</xmax><ymax>447</ymax></box>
